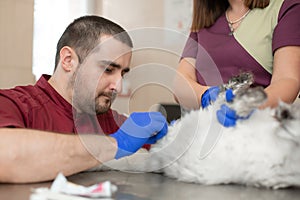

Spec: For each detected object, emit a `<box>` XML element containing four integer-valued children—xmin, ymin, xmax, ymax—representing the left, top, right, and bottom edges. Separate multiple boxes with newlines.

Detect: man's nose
<box><xmin>109</xmin><ymin>74</ymin><xmax>122</xmax><ymax>93</ymax></box>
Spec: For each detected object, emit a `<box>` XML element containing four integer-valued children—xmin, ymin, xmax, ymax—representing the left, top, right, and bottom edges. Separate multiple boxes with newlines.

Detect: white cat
<box><xmin>91</xmin><ymin>73</ymin><xmax>300</xmax><ymax>189</ymax></box>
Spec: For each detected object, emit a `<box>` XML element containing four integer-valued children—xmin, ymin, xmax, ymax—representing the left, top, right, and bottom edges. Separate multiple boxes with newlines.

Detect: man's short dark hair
<box><xmin>54</xmin><ymin>15</ymin><xmax>133</xmax><ymax>70</ymax></box>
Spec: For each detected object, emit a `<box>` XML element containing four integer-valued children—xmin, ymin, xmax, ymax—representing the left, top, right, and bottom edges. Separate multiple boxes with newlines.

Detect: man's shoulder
<box><xmin>0</xmin><ymin>84</ymin><xmax>35</xmax><ymax>99</ymax></box>
<box><xmin>0</xmin><ymin>84</ymin><xmax>47</xmax><ymax>108</ymax></box>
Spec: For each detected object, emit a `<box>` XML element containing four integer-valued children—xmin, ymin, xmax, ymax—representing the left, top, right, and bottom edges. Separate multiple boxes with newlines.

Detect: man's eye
<box><xmin>121</xmin><ymin>68</ymin><xmax>130</xmax><ymax>77</ymax></box>
<box><xmin>105</xmin><ymin>67</ymin><xmax>113</xmax><ymax>73</ymax></box>
<box><xmin>121</xmin><ymin>71</ymin><xmax>128</xmax><ymax>78</ymax></box>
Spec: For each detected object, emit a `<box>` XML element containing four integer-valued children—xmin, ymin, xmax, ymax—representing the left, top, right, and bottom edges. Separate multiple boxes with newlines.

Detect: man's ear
<box><xmin>59</xmin><ymin>46</ymin><xmax>79</xmax><ymax>72</ymax></box>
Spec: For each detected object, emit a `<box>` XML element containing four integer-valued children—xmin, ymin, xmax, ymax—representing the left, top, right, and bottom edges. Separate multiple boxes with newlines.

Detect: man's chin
<box><xmin>95</xmin><ymin>96</ymin><xmax>114</xmax><ymax>114</ymax></box>
<box><xmin>95</xmin><ymin>104</ymin><xmax>111</xmax><ymax>114</ymax></box>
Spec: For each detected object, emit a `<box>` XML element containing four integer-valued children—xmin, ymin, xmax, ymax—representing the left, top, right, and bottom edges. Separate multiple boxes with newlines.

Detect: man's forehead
<box><xmin>99</xmin><ymin>35</ymin><xmax>131</xmax><ymax>50</ymax></box>
<box><xmin>90</xmin><ymin>35</ymin><xmax>132</xmax><ymax>58</ymax></box>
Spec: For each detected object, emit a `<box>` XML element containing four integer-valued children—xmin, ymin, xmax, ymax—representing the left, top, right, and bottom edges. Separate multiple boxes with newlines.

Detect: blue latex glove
<box><xmin>216</xmin><ymin>89</ymin><xmax>253</xmax><ymax>127</ymax></box>
<box><xmin>110</xmin><ymin>112</ymin><xmax>168</xmax><ymax>159</ymax></box>
<box><xmin>224</xmin><ymin>89</ymin><xmax>235</xmax><ymax>102</ymax></box>
<box><xmin>201</xmin><ymin>86</ymin><xmax>220</xmax><ymax>108</ymax></box>
<box><xmin>216</xmin><ymin>104</ymin><xmax>253</xmax><ymax>127</ymax></box>
<box><xmin>216</xmin><ymin>89</ymin><xmax>238</xmax><ymax>127</ymax></box>
<box><xmin>216</xmin><ymin>104</ymin><xmax>238</xmax><ymax>127</ymax></box>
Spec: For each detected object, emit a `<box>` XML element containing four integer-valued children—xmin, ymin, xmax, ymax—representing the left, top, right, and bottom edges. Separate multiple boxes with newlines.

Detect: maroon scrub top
<box><xmin>0</xmin><ymin>75</ymin><xmax>127</xmax><ymax>135</ymax></box>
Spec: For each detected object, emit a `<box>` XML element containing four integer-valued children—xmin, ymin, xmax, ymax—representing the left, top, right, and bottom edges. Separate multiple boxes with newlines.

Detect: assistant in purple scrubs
<box><xmin>175</xmin><ymin>0</ymin><xmax>300</xmax><ymax>109</ymax></box>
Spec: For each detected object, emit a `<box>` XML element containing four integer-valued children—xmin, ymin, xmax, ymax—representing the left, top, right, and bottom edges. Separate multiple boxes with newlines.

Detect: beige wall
<box><xmin>0</xmin><ymin>0</ymin><xmax>35</xmax><ymax>89</ymax></box>
<box><xmin>112</xmin><ymin>48</ymin><xmax>181</xmax><ymax>114</ymax></box>
<box><xmin>100</xmin><ymin>0</ymin><xmax>183</xmax><ymax>114</ymax></box>
<box><xmin>101</xmin><ymin>0</ymin><xmax>164</xmax><ymax>29</ymax></box>
<box><xmin>0</xmin><ymin>0</ymin><xmax>183</xmax><ymax>114</ymax></box>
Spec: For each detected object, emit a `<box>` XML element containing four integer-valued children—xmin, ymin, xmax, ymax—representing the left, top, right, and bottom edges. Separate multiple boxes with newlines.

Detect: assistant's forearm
<box><xmin>173</xmin><ymin>59</ymin><xmax>209</xmax><ymax>109</ymax></box>
<box><xmin>0</xmin><ymin>128</ymin><xmax>117</xmax><ymax>183</ymax></box>
<box><xmin>173</xmin><ymin>75</ymin><xmax>208</xmax><ymax>109</ymax></box>
<box><xmin>262</xmin><ymin>78</ymin><xmax>300</xmax><ymax>108</ymax></box>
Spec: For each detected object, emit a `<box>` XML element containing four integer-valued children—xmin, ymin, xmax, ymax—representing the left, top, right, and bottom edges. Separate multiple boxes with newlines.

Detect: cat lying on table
<box><xmin>90</xmin><ymin>73</ymin><xmax>300</xmax><ymax>189</ymax></box>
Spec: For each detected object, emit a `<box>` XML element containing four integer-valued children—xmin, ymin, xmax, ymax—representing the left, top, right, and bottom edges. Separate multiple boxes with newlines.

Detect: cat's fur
<box><xmin>90</xmin><ymin>73</ymin><xmax>300</xmax><ymax>189</ymax></box>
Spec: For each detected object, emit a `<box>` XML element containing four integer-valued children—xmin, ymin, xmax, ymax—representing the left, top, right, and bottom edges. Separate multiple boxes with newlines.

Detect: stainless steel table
<box><xmin>0</xmin><ymin>171</ymin><xmax>300</xmax><ymax>200</ymax></box>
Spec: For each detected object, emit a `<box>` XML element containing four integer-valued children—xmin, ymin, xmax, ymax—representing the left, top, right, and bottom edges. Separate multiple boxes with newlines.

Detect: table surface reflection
<box><xmin>0</xmin><ymin>171</ymin><xmax>300</xmax><ymax>200</ymax></box>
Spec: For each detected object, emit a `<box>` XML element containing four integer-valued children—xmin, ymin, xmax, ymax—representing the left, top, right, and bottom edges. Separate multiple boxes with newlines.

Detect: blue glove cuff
<box><xmin>201</xmin><ymin>86</ymin><xmax>220</xmax><ymax>108</ymax></box>
<box><xmin>114</xmin><ymin>148</ymin><xmax>131</xmax><ymax>159</ymax></box>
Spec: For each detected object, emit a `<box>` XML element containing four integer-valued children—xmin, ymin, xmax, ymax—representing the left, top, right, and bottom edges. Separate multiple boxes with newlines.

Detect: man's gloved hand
<box><xmin>216</xmin><ymin>89</ymin><xmax>253</xmax><ymax>127</ymax></box>
<box><xmin>110</xmin><ymin>112</ymin><xmax>168</xmax><ymax>159</ymax></box>
<box><xmin>201</xmin><ymin>86</ymin><xmax>220</xmax><ymax>108</ymax></box>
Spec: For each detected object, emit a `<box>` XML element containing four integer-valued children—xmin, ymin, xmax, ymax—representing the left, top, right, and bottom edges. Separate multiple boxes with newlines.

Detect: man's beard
<box><xmin>72</xmin><ymin>82</ymin><xmax>117</xmax><ymax>115</ymax></box>
<box><xmin>94</xmin><ymin>91</ymin><xmax>117</xmax><ymax>114</ymax></box>
<box><xmin>70</xmin><ymin>66</ymin><xmax>118</xmax><ymax>115</ymax></box>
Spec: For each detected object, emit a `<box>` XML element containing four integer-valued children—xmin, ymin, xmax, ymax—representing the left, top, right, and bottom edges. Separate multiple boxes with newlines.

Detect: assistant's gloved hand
<box><xmin>110</xmin><ymin>112</ymin><xmax>168</xmax><ymax>159</ymax></box>
<box><xmin>216</xmin><ymin>89</ymin><xmax>253</xmax><ymax>127</ymax></box>
<box><xmin>201</xmin><ymin>86</ymin><xmax>220</xmax><ymax>108</ymax></box>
